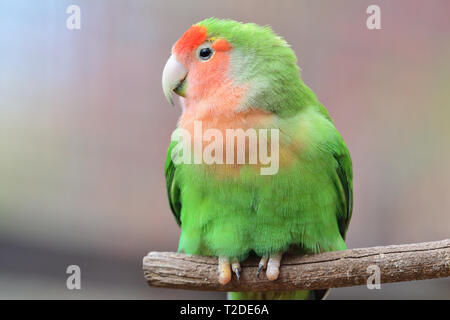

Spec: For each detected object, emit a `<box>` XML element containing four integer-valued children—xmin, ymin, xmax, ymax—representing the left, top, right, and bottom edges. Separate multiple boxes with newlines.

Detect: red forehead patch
<box><xmin>173</xmin><ymin>25</ymin><xmax>208</xmax><ymax>56</ymax></box>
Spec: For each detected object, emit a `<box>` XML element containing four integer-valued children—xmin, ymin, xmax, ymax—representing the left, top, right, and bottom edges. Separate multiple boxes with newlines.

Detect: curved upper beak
<box><xmin>162</xmin><ymin>54</ymin><xmax>187</xmax><ymax>105</ymax></box>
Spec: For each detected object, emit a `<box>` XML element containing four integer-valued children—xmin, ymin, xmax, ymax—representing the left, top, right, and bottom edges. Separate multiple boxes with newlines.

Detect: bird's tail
<box><xmin>228</xmin><ymin>290</ymin><xmax>329</xmax><ymax>300</ymax></box>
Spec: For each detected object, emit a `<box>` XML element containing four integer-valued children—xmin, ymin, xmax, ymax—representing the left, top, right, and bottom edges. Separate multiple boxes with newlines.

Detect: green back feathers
<box><xmin>197</xmin><ymin>18</ymin><xmax>320</xmax><ymax>116</ymax></box>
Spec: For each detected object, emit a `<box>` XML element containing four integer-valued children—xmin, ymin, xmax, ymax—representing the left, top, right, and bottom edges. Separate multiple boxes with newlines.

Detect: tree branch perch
<box><xmin>143</xmin><ymin>239</ymin><xmax>450</xmax><ymax>292</ymax></box>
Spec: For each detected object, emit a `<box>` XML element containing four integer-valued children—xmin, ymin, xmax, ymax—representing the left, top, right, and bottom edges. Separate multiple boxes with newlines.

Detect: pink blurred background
<box><xmin>0</xmin><ymin>0</ymin><xmax>449</xmax><ymax>299</ymax></box>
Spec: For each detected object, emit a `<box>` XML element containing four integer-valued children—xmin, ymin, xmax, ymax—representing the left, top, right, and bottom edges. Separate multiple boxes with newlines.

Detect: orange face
<box><xmin>171</xmin><ymin>26</ymin><xmax>236</xmax><ymax>107</ymax></box>
<box><xmin>163</xmin><ymin>24</ymin><xmax>276</xmax><ymax>131</ymax></box>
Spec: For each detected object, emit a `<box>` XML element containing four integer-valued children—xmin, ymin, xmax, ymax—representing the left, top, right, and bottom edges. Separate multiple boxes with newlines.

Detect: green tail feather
<box><xmin>228</xmin><ymin>290</ymin><xmax>328</xmax><ymax>300</ymax></box>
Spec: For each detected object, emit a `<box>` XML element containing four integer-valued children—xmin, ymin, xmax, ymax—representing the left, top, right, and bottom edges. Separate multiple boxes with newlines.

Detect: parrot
<box><xmin>161</xmin><ymin>18</ymin><xmax>353</xmax><ymax>300</ymax></box>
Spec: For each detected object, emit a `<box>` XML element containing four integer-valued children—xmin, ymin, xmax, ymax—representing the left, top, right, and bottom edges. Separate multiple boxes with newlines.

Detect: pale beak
<box><xmin>162</xmin><ymin>54</ymin><xmax>187</xmax><ymax>105</ymax></box>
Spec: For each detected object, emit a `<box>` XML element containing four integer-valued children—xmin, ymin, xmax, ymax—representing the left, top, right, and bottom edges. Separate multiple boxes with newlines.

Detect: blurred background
<box><xmin>0</xmin><ymin>0</ymin><xmax>449</xmax><ymax>299</ymax></box>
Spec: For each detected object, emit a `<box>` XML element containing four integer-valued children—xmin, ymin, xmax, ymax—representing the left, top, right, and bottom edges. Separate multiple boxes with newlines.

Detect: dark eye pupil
<box><xmin>199</xmin><ymin>48</ymin><xmax>212</xmax><ymax>59</ymax></box>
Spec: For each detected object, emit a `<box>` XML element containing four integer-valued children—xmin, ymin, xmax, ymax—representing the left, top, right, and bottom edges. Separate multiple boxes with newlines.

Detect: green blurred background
<box><xmin>0</xmin><ymin>0</ymin><xmax>449</xmax><ymax>299</ymax></box>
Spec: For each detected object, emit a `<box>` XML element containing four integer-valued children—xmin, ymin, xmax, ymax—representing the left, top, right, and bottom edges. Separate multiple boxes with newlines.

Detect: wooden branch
<box><xmin>143</xmin><ymin>239</ymin><xmax>450</xmax><ymax>292</ymax></box>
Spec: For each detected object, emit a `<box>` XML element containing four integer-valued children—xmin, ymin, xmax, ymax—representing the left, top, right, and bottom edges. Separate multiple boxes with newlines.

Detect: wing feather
<box><xmin>333</xmin><ymin>148</ymin><xmax>353</xmax><ymax>240</ymax></box>
<box><xmin>164</xmin><ymin>140</ymin><xmax>182</xmax><ymax>226</ymax></box>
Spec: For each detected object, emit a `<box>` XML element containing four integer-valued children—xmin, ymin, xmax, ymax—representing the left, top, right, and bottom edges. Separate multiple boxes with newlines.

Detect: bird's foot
<box><xmin>218</xmin><ymin>257</ymin><xmax>241</xmax><ymax>285</ymax></box>
<box><xmin>218</xmin><ymin>252</ymin><xmax>283</xmax><ymax>284</ymax></box>
<box><xmin>257</xmin><ymin>252</ymin><xmax>283</xmax><ymax>281</ymax></box>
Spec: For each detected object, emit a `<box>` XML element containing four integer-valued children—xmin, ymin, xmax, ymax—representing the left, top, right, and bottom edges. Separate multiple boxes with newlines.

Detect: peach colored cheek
<box><xmin>194</xmin><ymin>51</ymin><xmax>229</xmax><ymax>77</ymax></box>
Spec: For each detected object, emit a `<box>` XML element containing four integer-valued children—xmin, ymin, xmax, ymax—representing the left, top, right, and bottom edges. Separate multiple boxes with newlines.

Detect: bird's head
<box><xmin>162</xmin><ymin>18</ymin><xmax>312</xmax><ymax>116</ymax></box>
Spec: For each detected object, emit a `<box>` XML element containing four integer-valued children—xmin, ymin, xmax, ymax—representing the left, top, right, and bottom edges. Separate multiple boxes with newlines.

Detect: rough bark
<box><xmin>143</xmin><ymin>239</ymin><xmax>450</xmax><ymax>292</ymax></box>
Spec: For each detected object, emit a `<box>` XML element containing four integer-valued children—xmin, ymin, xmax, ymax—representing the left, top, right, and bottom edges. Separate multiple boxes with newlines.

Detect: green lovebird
<box><xmin>161</xmin><ymin>18</ymin><xmax>353</xmax><ymax>300</ymax></box>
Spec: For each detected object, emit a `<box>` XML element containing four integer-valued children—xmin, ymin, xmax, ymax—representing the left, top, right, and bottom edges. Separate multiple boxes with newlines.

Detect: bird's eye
<box><xmin>198</xmin><ymin>47</ymin><xmax>213</xmax><ymax>61</ymax></box>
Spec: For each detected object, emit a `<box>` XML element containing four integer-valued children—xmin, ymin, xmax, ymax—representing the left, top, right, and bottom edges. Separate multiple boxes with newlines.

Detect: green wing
<box><xmin>333</xmin><ymin>147</ymin><xmax>353</xmax><ymax>240</ymax></box>
<box><xmin>164</xmin><ymin>140</ymin><xmax>182</xmax><ymax>226</ymax></box>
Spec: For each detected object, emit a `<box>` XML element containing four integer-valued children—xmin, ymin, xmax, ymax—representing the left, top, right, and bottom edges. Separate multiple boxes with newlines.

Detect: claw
<box><xmin>256</xmin><ymin>265</ymin><xmax>263</xmax><ymax>277</ymax></box>
<box><xmin>257</xmin><ymin>256</ymin><xmax>268</xmax><ymax>278</ymax></box>
<box><xmin>231</xmin><ymin>260</ymin><xmax>241</xmax><ymax>283</ymax></box>
<box><xmin>234</xmin><ymin>268</ymin><xmax>240</xmax><ymax>282</ymax></box>
<box><xmin>266</xmin><ymin>252</ymin><xmax>283</xmax><ymax>281</ymax></box>
<box><xmin>218</xmin><ymin>256</ymin><xmax>231</xmax><ymax>285</ymax></box>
